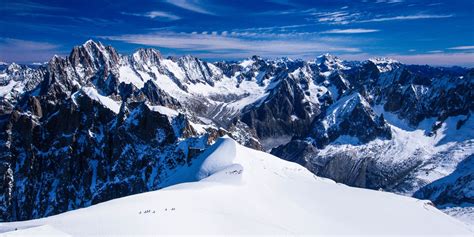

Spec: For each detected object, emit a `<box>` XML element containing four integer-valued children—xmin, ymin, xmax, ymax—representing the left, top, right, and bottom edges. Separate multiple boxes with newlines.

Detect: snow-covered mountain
<box><xmin>0</xmin><ymin>40</ymin><xmax>472</xmax><ymax>227</ymax></box>
<box><xmin>0</xmin><ymin>137</ymin><xmax>471</xmax><ymax>235</ymax></box>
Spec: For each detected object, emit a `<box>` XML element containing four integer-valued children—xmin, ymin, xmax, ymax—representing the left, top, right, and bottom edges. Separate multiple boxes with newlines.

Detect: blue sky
<box><xmin>1</xmin><ymin>0</ymin><xmax>473</xmax><ymax>66</ymax></box>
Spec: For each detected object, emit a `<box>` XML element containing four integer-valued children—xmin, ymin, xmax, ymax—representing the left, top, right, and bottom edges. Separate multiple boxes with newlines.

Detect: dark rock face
<box><xmin>214</xmin><ymin>61</ymin><xmax>241</xmax><ymax>78</ymax></box>
<box><xmin>414</xmin><ymin>155</ymin><xmax>474</xmax><ymax>206</ymax></box>
<box><xmin>270</xmin><ymin>139</ymin><xmax>317</xmax><ymax>165</ymax></box>
<box><xmin>0</xmin><ymin>90</ymin><xmax>208</xmax><ymax>221</ymax></box>
<box><xmin>225</xmin><ymin>120</ymin><xmax>263</xmax><ymax>151</ymax></box>
<box><xmin>310</xmin><ymin>93</ymin><xmax>392</xmax><ymax>148</ymax></box>
<box><xmin>176</xmin><ymin>55</ymin><xmax>222</xmax><ymax>85</ymax></box>
<box><xmin>373</xmin><ymin>67</ymin><xmax>473</xmax><ymax>127</ymax></box>
<box><xmin>131</xmin><ymin>48</ymin><xmax>163</xmax><ymax>68</ymax></box>
<box><xmin>133</xmin><ymin>80</ymin><xmax>180</xmax><ymax>107</ymax></box>
<box><xmin>316</xmin><ymin>153</ymin><xmax>372</xmax><ymax>187</ymax></box>
<box><xmin>241</xmin><ymin>73</ymin><xmax>318</xmax><ymax>141</ymax></box>
<box><xmin>273</xmin><ymin>143</ymin><xmax>423</xmax><ymax>190</ymax></box>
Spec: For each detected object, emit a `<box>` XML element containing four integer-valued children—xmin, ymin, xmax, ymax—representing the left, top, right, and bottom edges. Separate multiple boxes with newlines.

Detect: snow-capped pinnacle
<box><xmin>316</xmin><ymin>53</ymin><xmax>337</xmax><ymax>62</ymax></box>
<box><xmin>368</xmin><ymin>57</ymin><xmax>400</xmax><ymax>72</ymax></box>
<box><xmin>181</xmin><ymin>54</ymin><xmax>197</xmax><ymax>61</ymax></box>
<box><xmin>80</xmin><ymin>40</ymin><xmax>110</xmax><ymax>57</ymax></box>
<box><xmin>178</xmin><ymin>54</ymin><xmax>203</xmax><ymax>68</ymax></box>
<box><xmin>68</xmin><ymin>40</ymin><xmax>120</xmax><ymax>75</ymax></box>
<box><xmin>83</xmin><ymin>39</ymin><xmax>103</xmax><ymax>48</ymax></box>
<box><xmin>84</xmin><ymin>39</ymin><xmax>95</xmax><ymax>44</ymax></box>
<box><xmin>239</xmin><ymin>58</ymin><xmax>256</xmax><ymax>68</ymax></box>
<box><xmin>324</xmin><ymin>92</ymin><xmax>371</xmax><ymax>128</ymax></box>
<box><xmin>276</xmin><ymin>56</ymin><xmax>294</xmax><ymax>63</ymax></box>
<box><xmin>250</xmin><ymin>55</ymin><xmax>263</xmax><ymax>61</ymax></box>
<box><xmin>47</xmin><ymin>54</ymin><xmax>64</xmax><ymax>65</ymax></box>
<box><xmin>368</xmin><ymin>57</ymin><xmax>399</xmax><ymax>65</ymax></box>
<box><xmin>6</xmin><ymin>62</ymin><xmax>21</xmax><ymax>73</ymax></box>
<box><xmin>317</xmin><ymin>53</ymin><xmax>349</xmax><ymax>72</ymax></box>
<box><xmin>132</xmin><ymin>48</ymin><xmax>162</xmax><ymax>65</ymax></box>
<box><xmin>310</xmin><ymin>92</ymin><xmax>392</xmax><ymax>147</ymax></box>
<box><xmin>134</xmin><ymin>48</ymin><xmax>161</xmax><ymax>56</ymax></box>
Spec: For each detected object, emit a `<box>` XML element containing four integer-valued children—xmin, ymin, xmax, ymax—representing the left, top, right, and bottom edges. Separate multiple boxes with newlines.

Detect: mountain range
<box><xmin>0</xmin><ymin>40</ymin><xmax>472</xmax><ymax>229</ymax></box>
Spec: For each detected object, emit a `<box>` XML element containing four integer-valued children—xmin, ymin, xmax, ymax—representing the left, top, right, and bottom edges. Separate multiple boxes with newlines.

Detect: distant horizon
<box><xmin>1</xmin><ymin>1</ymin><xmax>473</xmax><ymax>66</ymax></box>
<box><xmin>0</xmin><ymin>39</ymin><xmax>473</xmax><ymax>68</ymax></box>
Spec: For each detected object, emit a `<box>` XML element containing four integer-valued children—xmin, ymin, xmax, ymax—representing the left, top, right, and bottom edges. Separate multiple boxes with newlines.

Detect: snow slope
<box><xmin>80</xmin><ymin>87</ymin><xmax>121</xmax><ymax>114</ymax></box>
<box><xmin>0</xmin><ymin>137</ymin><xmax>471</xmax><ymax>236</ymax></box>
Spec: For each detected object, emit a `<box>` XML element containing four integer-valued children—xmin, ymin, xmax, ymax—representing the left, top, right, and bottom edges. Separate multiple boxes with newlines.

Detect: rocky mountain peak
<box><xmin>80</xmin><ymin>40</ymin><xmax>118</xmax><ymax>62</ymax></box>
<box><xmin>250</xmin><ymin>55</ymin><xmax>263</xmax><ymax>62</ymax></box>
<box><xmin>311</xmin><ymin>92</ymin><xmax>391</xmax><ymax>147</ymax></box>
<box><xmin>177</xmin><ymin>54</ymin><xmax>222</xmax><ymax>85</ymax></box>
<box><xmin>179</xmin><ymin>54</ymin><xmax>198</xmax><ymax>62</ymax></box>
<box><xmin>69</xmin><ymin>40</ymin><xmax>120</xmax><ymax>77</ymax></box>
<box><xmin>368</xmin><ymin>57</ymin><xmax>399</xmax><ymax>65</ymax></box>
<box><xmin>83</xmin><ymin>39</ymin><xmax>102</xmax><ymax>48</ymax></box>
<box><xmin>317</xmin><ymin>53</ymin><xmax>336</xmax><ymax>61</ymax></box>
<box><xmin>6</xmin><ymin>63</ymin><xmax>21</xmax><ymax>73</ymax></box>
<box><xmin>131</xmin><ymin>48</ymin><xmax>162</xmax><ymax>66</ymax></box>
<box><xmin>316</xmin><ymin>53</ymin><xmax>348</xmax><ymax>72</ymax></box>
<box><xmin>277</xmin><ymin>57</ymin><xmax>294</xmax><ymax>63</ymax></box>
<box><xmin>367</xmin><ymin>57</ymin><xmax>401</xmax><ymax>72</ymax></box>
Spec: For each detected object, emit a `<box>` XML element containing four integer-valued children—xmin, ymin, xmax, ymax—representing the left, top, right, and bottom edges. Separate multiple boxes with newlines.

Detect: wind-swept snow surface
<box><xmin>0</xmin><ymin>137</ymin><xmax>471</xmax><ymax>236</ymax></box>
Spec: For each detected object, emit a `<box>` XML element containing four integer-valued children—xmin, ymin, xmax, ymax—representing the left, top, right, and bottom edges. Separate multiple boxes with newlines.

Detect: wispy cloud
<box><xmin>313</xmin><ymin>11</ymin><xmax>359</xmax><ymax>25</ymax></box>
<box><xmin>448</xmin><ymin>45</ymin><xmax>474</xmax><ymax>50</ymax></box>
<box><xmin>0</xmin><ymin>38</ymin><xmax>62</xmax><ymax>63</ymax></box>
<box><xmin>428</xmin><ymin>50</ymin><xmax>443</xmax><ymax>53</ymax></box>
<box><xmin>322</xmin><ymin>28</ymin><xmax>380</xmax><ymax>34</ymax></box>
<box><xmin>306</xmin><ymin>8</ymin><xmax>454</xmax><ymax>25</ymax></box>
<box><xmin>122</xmin><ymin>11</ymin><xmax>180</xmax><ymax>21</ymax></box>
<box><xmin>264</xmin><ymin>0</ymin><xmax>300</xmax><ymax>7</ymax></box>
<box><xmin>232</xmin><ymin>24</ymin><xmax>312</xmax><ymax>33</ymax></box>
<box><xmin>360</xmin><ymin>14</ymin><xmax>453</xmax><ymax>22</ymax></box>
<box><xmin>0</xmin><ymin>0</ymin><xmax>66</xmax><ymax>12</ymax></box>
<box><xmin>99</xmin><ymin>31</ymin><xmax>360</xmax><ymax>59</ymax></box>
<box><xmin>163</xmin><ymin>0</ymin><xmax>215</xmax><ymax>15</ymax></box>
<box><xmin>375</xmin><ymin>0</ymin><xmax>404</xmax><ymax>3</ymax></box>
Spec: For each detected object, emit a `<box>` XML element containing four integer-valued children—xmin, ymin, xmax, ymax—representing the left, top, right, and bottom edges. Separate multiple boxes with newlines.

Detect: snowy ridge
<box><xmin>81</xmin><ymin>87</ymin><xmax>121</xmax><ymax>114</ymax></box>
<box><xmin>368</xmin><ymin>57</ymin><xmax>399</xmax><ymax>65</ymax></box>
<box><xmin>0</xmin><ymin>137</ymin><xmax>471</xmax><ymax>236</ymax></box>
<box><xmin>322</xmin><ymin>93</ymin><xmax>371</xmax><ymax>129</ymax></box>
<box><xmin>147</xmin><ymin>105</ymin><xmax>179</xmax><ymax>117</ymax></box>
<box><xmin>368</xmin><ymin>57</ymin><xmax>400</xmax><ymax>72</ymax></box>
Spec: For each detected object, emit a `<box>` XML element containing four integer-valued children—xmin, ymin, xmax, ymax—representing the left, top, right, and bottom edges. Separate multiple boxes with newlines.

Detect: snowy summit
<box><xmin>1</xmin><ymin>137</ymin><xmax>471</xmax><ymax>236</ymax></box>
